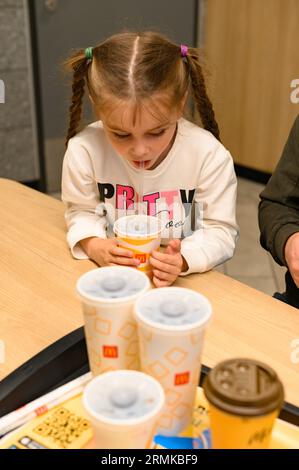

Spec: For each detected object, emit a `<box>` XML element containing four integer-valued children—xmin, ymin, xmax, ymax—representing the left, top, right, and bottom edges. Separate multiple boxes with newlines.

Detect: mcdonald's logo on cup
<box><xmin>135</xmin><ymin>253</ymin><xmax>147</xmax><ymax>263</ymax></box>
<box><xmin>103</xmin><ymin>345</ymin><xmax>119</xmax><ymax>358</ymax></box>
<box><xmin>174</xmin><ymin>372</ymin><xmax>190</xmax><ymax>386</ymax></box>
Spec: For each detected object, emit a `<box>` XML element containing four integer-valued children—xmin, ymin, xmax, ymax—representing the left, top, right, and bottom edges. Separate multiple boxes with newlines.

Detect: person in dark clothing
<box><xmin>259</xmin><ymin>114</ymin><xmax>299</xmax><ymax>308</ymax></box>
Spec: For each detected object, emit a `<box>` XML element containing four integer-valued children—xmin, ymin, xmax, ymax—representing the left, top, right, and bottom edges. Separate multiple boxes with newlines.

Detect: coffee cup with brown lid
<box><xmin>203</xmin><ymin>358</ymin><xmax>284</xmax><ymax>448</ymax></box>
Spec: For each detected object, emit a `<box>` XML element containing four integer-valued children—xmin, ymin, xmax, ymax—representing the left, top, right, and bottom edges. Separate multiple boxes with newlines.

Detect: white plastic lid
<box><xmin>113</xmin><ymin>214</ymin><xmax>162</xmax><ymax>238</ymax></box>
<box><xmin>82</xmin><ymin>370</ymin><xmax>165</xmax><ymax>425</ymax></box>
<box><xmin>135</xmin><ymin>287</ymin><xmax>212</xmax><ymax>331</ymax></box>
<box><xmin>76</xmin><ymin>266</ymin><xmax>150</xmax><ymax>303</ymax></box>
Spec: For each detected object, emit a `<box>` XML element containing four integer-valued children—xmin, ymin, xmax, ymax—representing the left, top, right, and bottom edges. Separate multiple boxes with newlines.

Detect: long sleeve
<box><xmin>258</xmin><ymin>115</ymin><xmax>299</xmax><ymax>266</ymax></box>
<box><xmin>61</xmin><ymin>141</ymin><xmax>108</xmax><ymax>259</ymax></box>
<box><xmin>180</xmin><ymin>147</ymin><xmax>239</xmax><ymax>276</ymax></box>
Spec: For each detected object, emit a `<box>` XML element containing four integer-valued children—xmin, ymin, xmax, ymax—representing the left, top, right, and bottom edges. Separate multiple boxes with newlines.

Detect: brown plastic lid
<box><xmin>203</xmin><ymin>358</ymin><xmax>284</xmax><ymax>417</ymax></box>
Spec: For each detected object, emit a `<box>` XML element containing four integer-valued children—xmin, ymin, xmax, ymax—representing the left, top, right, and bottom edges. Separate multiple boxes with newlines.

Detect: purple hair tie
<box><xmin>180</xmin><ymin>44</ymin><xmax>188</xmax><ymax>58</ymax></box>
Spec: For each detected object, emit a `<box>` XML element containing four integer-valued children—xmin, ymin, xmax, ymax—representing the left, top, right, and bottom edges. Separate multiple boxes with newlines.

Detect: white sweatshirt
<box><xmin>61</xmin><ymin>117</ymin><xmax>238</xmax><ymax>276</ymax></box>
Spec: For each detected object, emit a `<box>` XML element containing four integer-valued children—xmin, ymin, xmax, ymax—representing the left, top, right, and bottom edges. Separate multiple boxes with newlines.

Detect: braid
<box><xmin>185</xmin><ymin>50</ymin><xmax>220</xmax><ymax>141</ymax></box>
<box><xmin>64</xmin><ymin>52</ymin><xmax>89</xmax><ymax>148</ymax></box>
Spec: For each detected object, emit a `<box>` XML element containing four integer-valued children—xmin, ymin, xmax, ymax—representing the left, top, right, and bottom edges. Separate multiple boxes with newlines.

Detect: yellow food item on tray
<box><xmin>0</xmin><ymin>395</ymin><xmax>92</xmax><ymax>449</ymax></box>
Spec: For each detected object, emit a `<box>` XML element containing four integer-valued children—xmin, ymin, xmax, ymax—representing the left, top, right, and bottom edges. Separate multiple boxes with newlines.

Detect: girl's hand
<box><xmin>285</xmin><ymin>232</ymin><xmax>299</xmax><ymax>287</ymax></box>
<box><xmin>80</xmin><ymin>237</ymin><xmax>140</xmax><ymax>268</ymax></box>
<box><xmin>149</xmin><ymin>239</ymin><xmax>189</xmax><ymax>287</ymax></box>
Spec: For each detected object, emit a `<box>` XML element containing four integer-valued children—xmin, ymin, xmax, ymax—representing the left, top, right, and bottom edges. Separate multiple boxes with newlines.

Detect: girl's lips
<box><xmin>132</xmin><ymin>160</ymin><xmax>152</xmax><ymax>169</ymax></box>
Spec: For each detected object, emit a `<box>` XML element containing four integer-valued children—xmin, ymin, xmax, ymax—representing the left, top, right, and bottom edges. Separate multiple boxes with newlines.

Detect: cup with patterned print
<box><xmin>82</xmin><ymin>370</ymin><xmax>165</xmax><ymax>449</ymax></box>
<box><xmin>113</xmin><ymin>214</ymin><xmax>163</xmax><ymax>277</ymax></box>
<box><xmin>134</xmin><ymin>286</ymin><xmax>212</xmax><ymax>436</ymax></box>
<box><xmin>203</xmin><ymin>358</ymin><xmax>284</xmax><ymax>449</ymax></box>
<box><xmin>76</xmin><ymin>266</ymin><xmax>150</xmax><ymax>376</ymax></box>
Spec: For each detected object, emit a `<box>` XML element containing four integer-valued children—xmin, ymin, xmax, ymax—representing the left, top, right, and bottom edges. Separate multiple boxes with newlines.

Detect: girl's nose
<box><xmin>130</xmin><ymin>141</ymin><xmax>149</xmax><ymax>158</ymax></box>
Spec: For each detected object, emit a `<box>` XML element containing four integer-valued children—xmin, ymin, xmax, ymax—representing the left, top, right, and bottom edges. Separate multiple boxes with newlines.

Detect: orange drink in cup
<box><xmin>113</xmin><ymin>214</ymin><xmax>162</xmax><ymax>277</ymax></box>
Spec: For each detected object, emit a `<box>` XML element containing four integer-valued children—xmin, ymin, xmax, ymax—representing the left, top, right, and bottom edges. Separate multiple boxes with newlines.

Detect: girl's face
<box><xmin>99</xmin><ymin>98</ymin><xmax>183</xmax><ymax>170</ymax></box>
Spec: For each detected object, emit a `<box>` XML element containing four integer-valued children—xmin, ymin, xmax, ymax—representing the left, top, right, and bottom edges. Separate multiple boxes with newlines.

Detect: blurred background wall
<box><xmin>203</xmin><ymin>0</ymin><xmax>299</xmax><ymax>176</ymax></box>
<box><xmin>0</xmin><ymin>0</ymin><xmax>40</xmax><ymax>184</ymax></box>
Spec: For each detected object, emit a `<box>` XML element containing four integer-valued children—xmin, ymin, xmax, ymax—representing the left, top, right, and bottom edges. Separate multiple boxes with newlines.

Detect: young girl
<box><xmin>61</xmin><ymin>31</ymin><xmax>238</xmax><ymax>287</ymax></box>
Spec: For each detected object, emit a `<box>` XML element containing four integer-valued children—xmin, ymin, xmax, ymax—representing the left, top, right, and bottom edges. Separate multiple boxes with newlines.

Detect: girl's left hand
<box><xmin>149</xmin><ymin>239</ymin><xmax>188</xmax><ymax>287</ymax></box>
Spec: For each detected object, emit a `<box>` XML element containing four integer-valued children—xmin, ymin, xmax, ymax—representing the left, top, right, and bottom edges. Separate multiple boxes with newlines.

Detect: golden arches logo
<box><xmin>103</xmin><ymin>345</ymin><xmax>118</xmax><ymax>358</ymax></box>
<box><xmin>174</xmin><ymin>371</ymin><xmax>190</xmax><ymax>386</ymax></box>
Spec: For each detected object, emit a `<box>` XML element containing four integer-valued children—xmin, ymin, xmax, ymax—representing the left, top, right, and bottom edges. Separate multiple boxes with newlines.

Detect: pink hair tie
<box><xmin>180</xmin><ymin>44</ymin><xmax>188</xmax><ymax>58</ymax></box>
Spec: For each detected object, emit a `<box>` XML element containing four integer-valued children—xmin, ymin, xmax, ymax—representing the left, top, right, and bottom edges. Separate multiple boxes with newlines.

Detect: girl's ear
<box><xmin>88</xmin><ymin>95</ymin><xmax>101</xmax><ymax>120</ymax></box>
<box><xmin>181</xmin><ymin>91</ymin><xmax>188</xmax><ymax>110</ymax></box>
<box><xmin>177</xmin><ymin>91</ymin><xmax>188</xmax><ymax>118</ymax></box>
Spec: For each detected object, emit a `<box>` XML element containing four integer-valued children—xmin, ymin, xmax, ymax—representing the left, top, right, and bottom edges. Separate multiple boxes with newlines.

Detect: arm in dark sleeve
<box><xmin>258</xmin><ymin>115</ymin><xmax>299</xmax><ymax>266</ymax></box>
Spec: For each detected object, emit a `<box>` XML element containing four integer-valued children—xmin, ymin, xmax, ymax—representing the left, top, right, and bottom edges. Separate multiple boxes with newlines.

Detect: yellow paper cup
<box><xmin>203</xmin><ymin>358</ymin><xmax>284</xmax><ymax>449</ymax></box>
<box><xmin>113</xmin><ymin>215</ymin><xmax>162</xmax><ymax>276</ymax></box>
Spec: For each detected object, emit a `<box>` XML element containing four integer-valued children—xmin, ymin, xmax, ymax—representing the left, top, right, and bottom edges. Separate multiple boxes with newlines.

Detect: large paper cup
<box><xmin>203</xmin><ymin>358</ymin><xmax>284</xmax><ymax>449</ymax></box>
<box><xmin>82</xmin><ymin>370</ymin><xmax>165</xmax><ymax>449</ymax></box>
<box><xmin>134</xmin><ymin>287</ymin><xmax>212</xmax><ymax>436</ymax></box>
<box><xmin>76</xmin><ymin>266</ymin><xmax>150</xmax><ymax>376</ymax></box>
<box><xmin>113</xmin><ymin>214</ymin><xmax>162</xmax><ymax>277</ymax></box>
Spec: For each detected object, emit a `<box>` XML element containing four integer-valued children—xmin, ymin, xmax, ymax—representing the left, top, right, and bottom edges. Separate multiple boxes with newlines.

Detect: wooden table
<box><xmin>0</xmin><ymin>178</ymin><xmax>298</xmax><ymax>407</ymax></box>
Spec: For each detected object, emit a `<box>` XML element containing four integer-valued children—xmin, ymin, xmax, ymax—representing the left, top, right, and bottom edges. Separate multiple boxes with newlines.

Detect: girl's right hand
<box><xmin>80</xmin><ymin>237</ymin><xmax>140</xmax><ymax>268</ymax></box>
